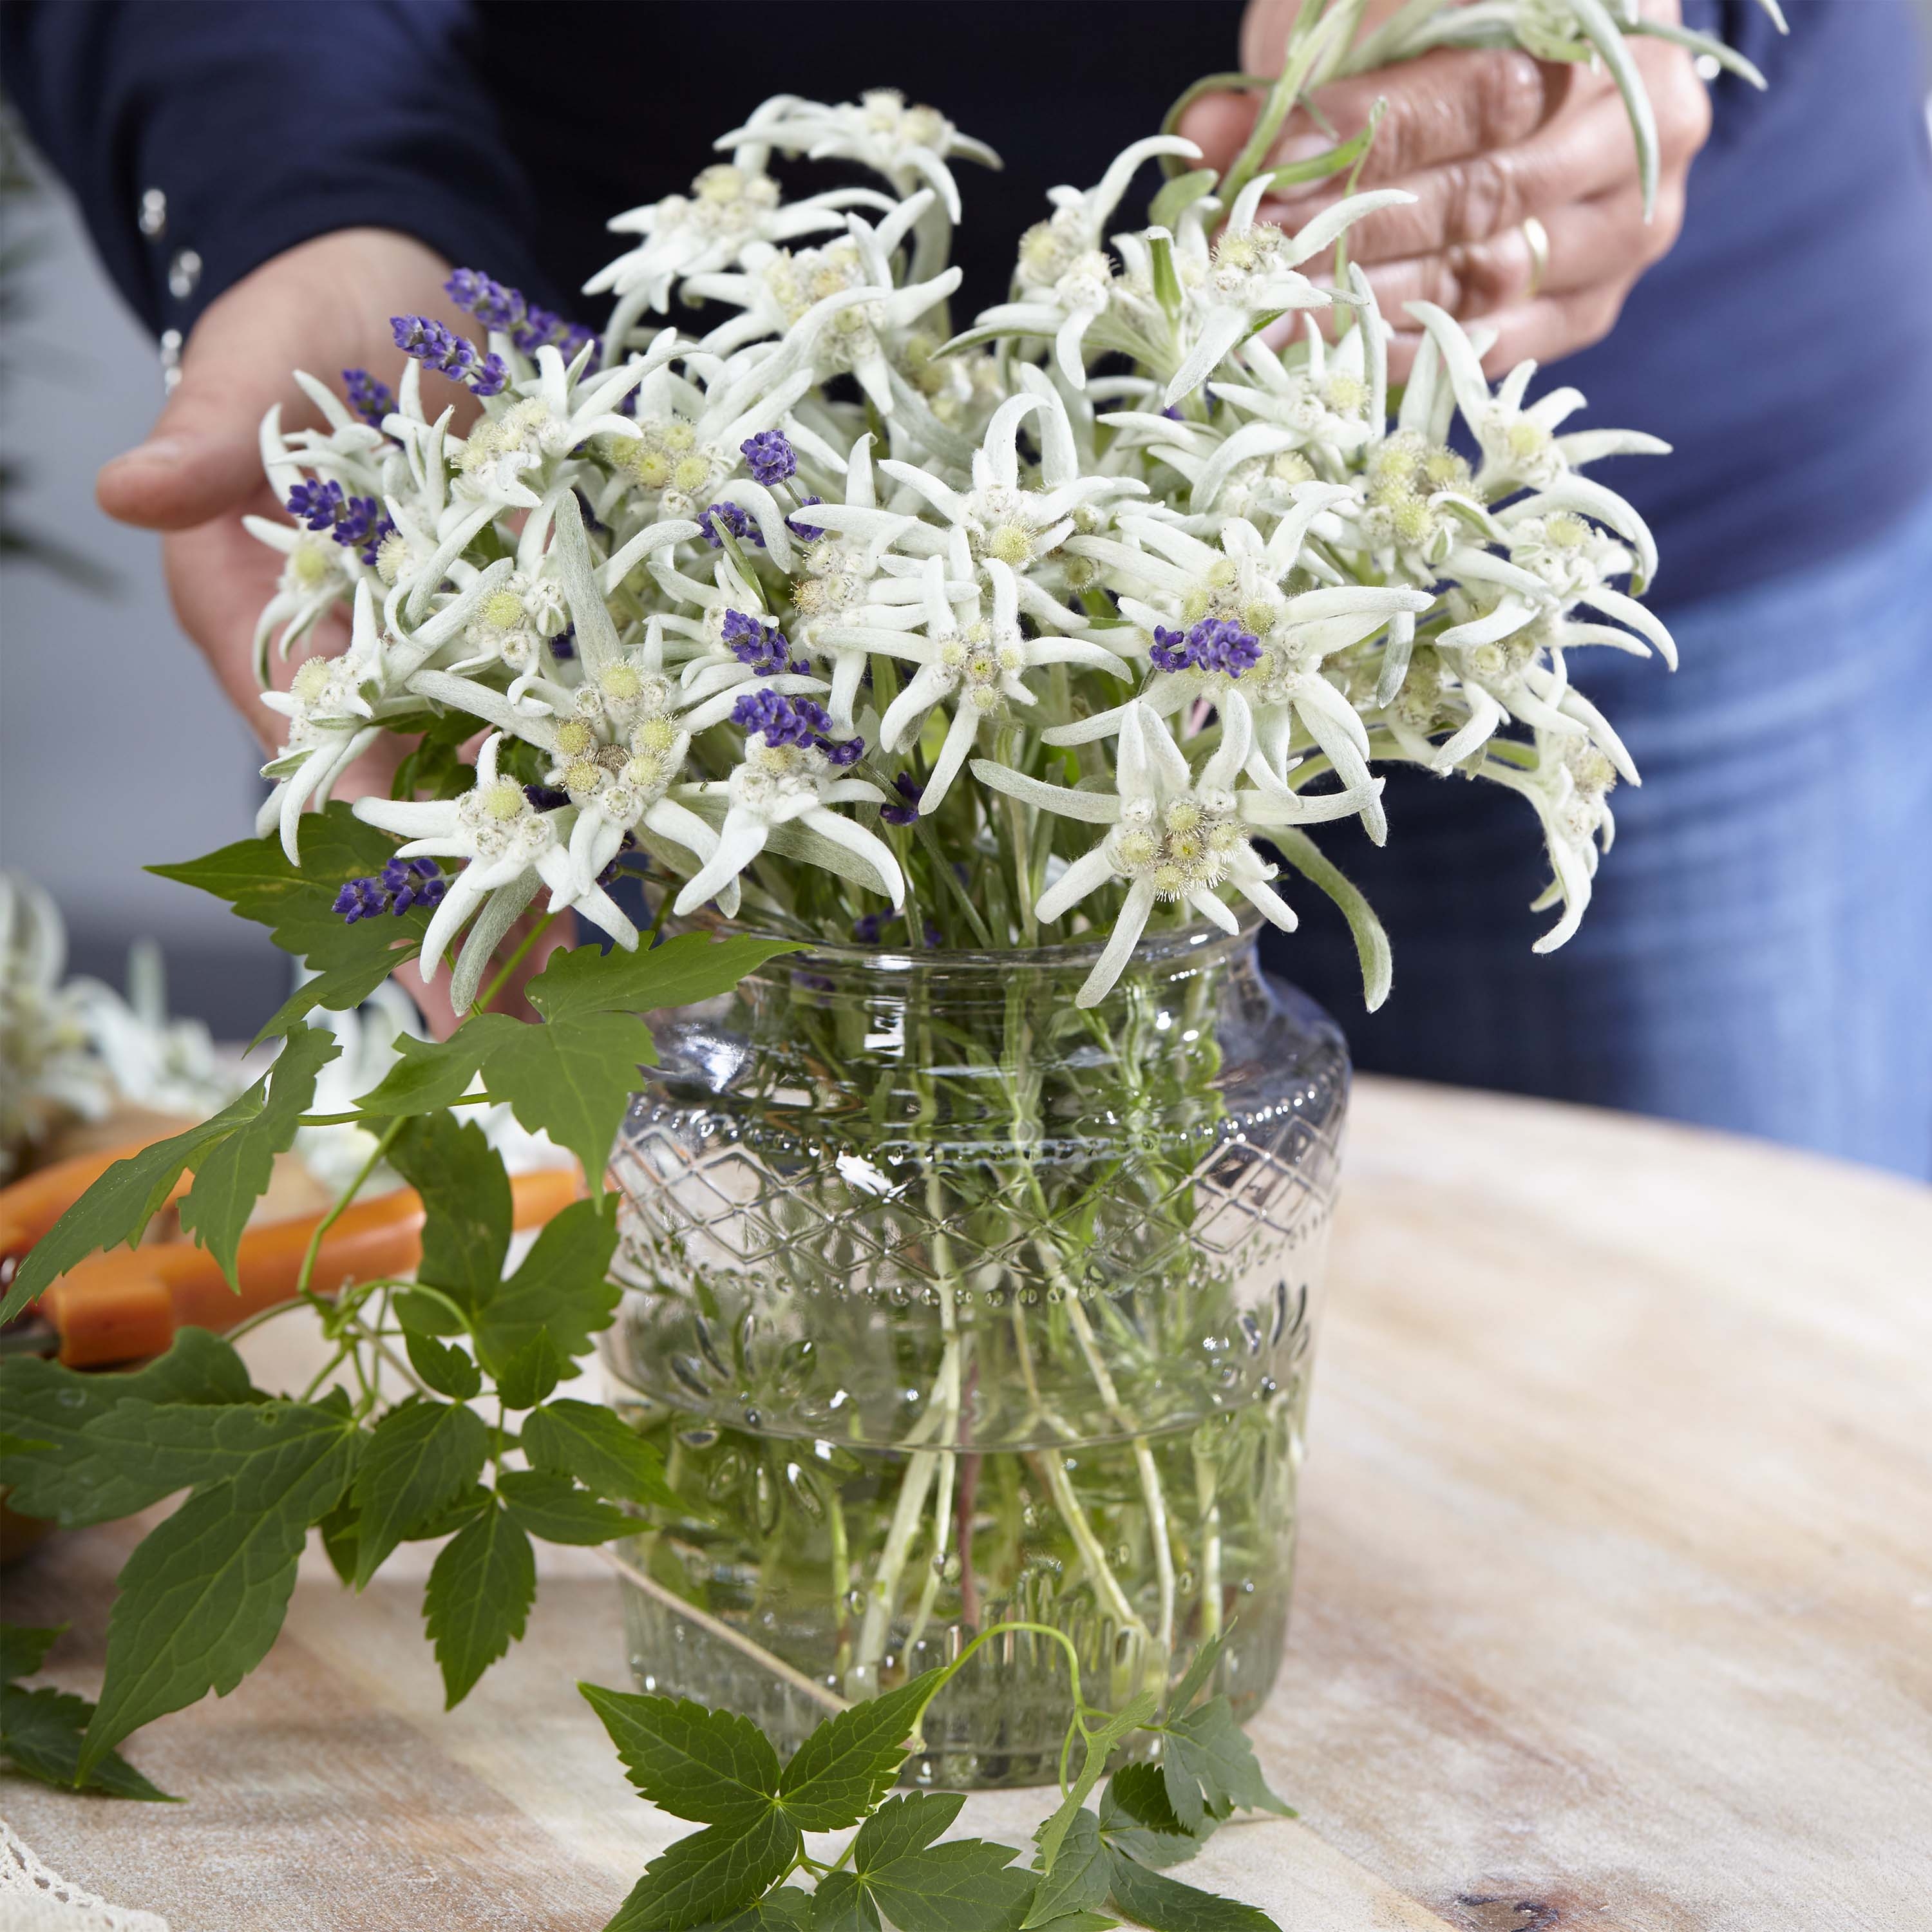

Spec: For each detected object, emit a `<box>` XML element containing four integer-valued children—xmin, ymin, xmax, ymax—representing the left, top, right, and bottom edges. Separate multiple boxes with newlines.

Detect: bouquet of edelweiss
<box><xmin>248</xmin><ymin>88</ymin><xmax>1680</xmax><ymax>1015</ymax></box>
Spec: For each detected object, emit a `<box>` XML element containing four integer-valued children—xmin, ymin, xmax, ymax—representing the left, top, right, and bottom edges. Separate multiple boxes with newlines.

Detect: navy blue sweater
<box><xmin>6</xmin><ymin>0</ymin><xmax>1929</xmax><ymax>609</ymax></box>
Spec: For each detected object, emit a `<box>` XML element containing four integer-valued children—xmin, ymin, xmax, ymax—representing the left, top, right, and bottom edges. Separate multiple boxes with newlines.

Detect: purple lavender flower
<box><xmin>523</xmin><ymin>784</ymin><xmax>571</xmax><ymax>811</ymax></box>
<box><xmin>334</xmin><ymin>857</ymin><xmax>446</xmax><ymax>923</ymax></box>
<box><xmin>1149</xmin><ymin>618</ymin><xmax>1260</xmax><ymax>677</ymax></box>
<box><xmin>740</xmin><ymin>429</ymin><xmax>797</xmax><ymax>488</ymax></box>
<box><xmin>699</xmin><ymin>501</ymin><xmax>765</xmax><ymax>550</ymax></box>
<box><xmin>819</xmin><ymin>734</ymin><xmax>864</xmax><ymax>767</ymax></box>
<box><xmin>342</xmin><ymin>367</ymin><xmax>395</xmax><ymax>426</ymax></box>
<box><xmin>1189</xmin><ymin>618</ymin><xmax>1262</xmax><ymax>677</ymax></box>
<box><xmin>881</xmin><ymin>772</ymin><xmax>923</xmax><ymax>826</ymax></box>
<box><xmin>785</xmin><ymin>495</ymin><xmax>826</xmax><ymax>542</ymax></box>
<box><xmin>287</xmin><ymin>479</ymin><xmax>345</xmax><ymax>531</ymax></box>
<box><xmin>1149</xmin><ymin>625</ymin><xmax>1193</xmax><ymax>674</ymax></box>
<box><xmin>390</xmin><ymin>315</ymin><xmax>509</xmax><ymax>396</ymax></box>
<box><xmin>444</xmin><ymin>270</ymin><xmax>599</xmax><ymax>370</ymax></box>
<box><xmin>731</xmin><ymin>688</ymin><xmax>815</xmax><ymax>746</ymax></box>
<box><xmin>721</xmin><ymin>609</ymin><xmax>802</xmax><ymax>676</ymax></box>
<box><xmin>549</xmin><ymin>623</ymin><xmax>576</xmax><ymax>661</ymax></box>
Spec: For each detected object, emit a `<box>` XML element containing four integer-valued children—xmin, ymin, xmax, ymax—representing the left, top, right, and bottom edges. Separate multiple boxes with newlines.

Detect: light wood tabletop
<box><xmin>5</xmin><ymin>1077</ymin><xmax>1929</xmax><ymax>1931</ymax></box>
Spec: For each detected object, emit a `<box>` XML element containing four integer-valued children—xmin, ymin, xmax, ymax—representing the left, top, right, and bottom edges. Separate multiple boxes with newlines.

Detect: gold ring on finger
<box><xmin>1520</xmin><ymin>214</ymin><xmax>1551</xmax><ymax>300</ymax></box>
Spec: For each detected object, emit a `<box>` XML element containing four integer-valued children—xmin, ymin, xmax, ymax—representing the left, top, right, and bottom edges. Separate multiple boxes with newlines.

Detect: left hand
<box><xmin>1179</xmin><ymin>0</ymin><xmax>1712</xmax><ymax>377</ymax></box>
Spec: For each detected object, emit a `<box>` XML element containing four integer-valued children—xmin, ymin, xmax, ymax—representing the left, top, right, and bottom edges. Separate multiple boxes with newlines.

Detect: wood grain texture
<box><xmin>5</xmin><ymin>1077</ymin><xmax>1929</xmax><ymax>1930</ymax></box>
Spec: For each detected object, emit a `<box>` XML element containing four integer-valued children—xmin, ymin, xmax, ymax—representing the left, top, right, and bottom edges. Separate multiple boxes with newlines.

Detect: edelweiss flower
<box><xmin>867</xmin><ymin>548</ymin><xmax>1130</xmax><ymax>811</ymax></box>
<box><xmin>353</xmin><ymin>734</ymin><xmax>637</xmax><ymax>975</ymax></box>
<box><xmin>1059</xmin><ymin>499</ymin><xmax>1427</xmax><ymax>839</ymax></box>
<box><xmin>1164</xmin><ymin>178</ymin><xmax>1413</xmax><ymax>407</ymax></box>
<box><xmin>451</xmin><ymin>345</ymin><xmax>644</xmax><ymax>513</ymax></box>
<box><xmin>1481</xmin><ymin>730</ymin><xmax>1620</xmax><ymax>952</ymax></box>
<box><xmin>974</xmin><ymin>695</ymin><xmax>1366</xmax><ymax>1006</ymax></box>
<box><xmin>587</xmin><ymin>159</ymin><xmax>895</xmax><ymax>346</ymax></box>
<box><xmin>723</xmin><ymin>91</ymin><xmax>1000</xmax><ymax>222</ymax></box>
<box><xmin>672</xmin><ymin>694</ymin><xmax>903</xmax><ymax>916</ymax></box>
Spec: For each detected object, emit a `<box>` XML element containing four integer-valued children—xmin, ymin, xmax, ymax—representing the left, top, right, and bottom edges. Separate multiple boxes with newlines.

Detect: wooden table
<box><xmin>6</xmin><ymin>1078</ymin><xmax>1930</xmax><ymax>1931</ymax></box>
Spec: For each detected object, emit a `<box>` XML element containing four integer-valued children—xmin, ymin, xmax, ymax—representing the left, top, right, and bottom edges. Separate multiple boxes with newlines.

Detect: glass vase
<box><xmin>600</xmin><ymin>916</ymin><xmax>1348</xmax><ymax>1786</ymax></box>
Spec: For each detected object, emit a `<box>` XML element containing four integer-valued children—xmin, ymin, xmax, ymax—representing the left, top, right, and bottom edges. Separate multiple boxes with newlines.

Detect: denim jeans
<box><xmin>1265</xmin><ymin>488</ymin><xmax>1932</xmax><ymax>1180</ymax></box>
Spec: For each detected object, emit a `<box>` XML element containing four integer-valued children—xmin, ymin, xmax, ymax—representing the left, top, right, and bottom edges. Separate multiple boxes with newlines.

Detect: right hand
<box><xmin>95</xmin><ymin>226</ymin><xmax>471</xmax><ymax>754</ymax></box>
<box><xmin>96</xmin><ymin>229</ymin><xmax>565</xmax><ymax>1028</ymax></box>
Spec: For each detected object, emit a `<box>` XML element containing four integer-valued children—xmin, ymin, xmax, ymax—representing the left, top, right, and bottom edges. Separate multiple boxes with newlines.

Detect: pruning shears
<box><xmin>0</xmin><ymin>1137</ymin><xmax>578</xmax><ymax>1368</ymax></box>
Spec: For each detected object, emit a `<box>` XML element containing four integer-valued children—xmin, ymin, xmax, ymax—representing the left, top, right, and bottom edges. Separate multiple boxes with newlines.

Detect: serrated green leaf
<box><xmin>252</xmin><ymin>949</ymin><xmax>415</xmax><ymax>1049</ymax></box>
<box><xmin>580</xmin><ymin>1681</ymin><xmax>782</xmax><ymax>1824</ymax></box>
<box><xmin>0</xmin><ymin>1095</ymin><xmax>265</xmax><ymax>1324</ymax></box>
<box><xmin>422</xmin><ymin>1499</ymin><xmax>535</xmax><ymax>1707</ymax></box>
<box><xmin>1164</xmin><ymin>1633</ymin><xmax>1224</xmax><ymax>1721</ymax></box>
<box><xmin>1037</xmin><ymin>1692</ymin><xmax>1157</xmax><ymax>1875</ymax></box>
<box><xmin>847</xmin><ymin>1798</ymin><xmax>1033</xmax><ymax>1932</ymax></box>
<box><xmin>495</xmin><ymin>1329</ymin><xmax>565</xmax><ymax>1411</ymax></box>
<box><xmin>0</xmin><ymin>1332</ymin><xmax>258</xmax><ymax>1526</ymax></box>
<box><xmin>402</xmin><ymin>1326</ymin><xmax>484</xmax><ymax>1400</ymax></box>
<box><xmin>606</xmin><ymin>1805</ymin><xmax>799</xmax><ymax>1932</ymax></box>
<box><xmin>0</xmin><ymin>1682</ymin><xmax>176</xmax><ymax>1800</ymax></box>
<box><xmin>401</xmin><ymin>1482</ymin><xmax>493</xmax><ymax>1542</ymax></box>
<box><xmin>777</xmin><ymin>1666</ymin><xmax>949</xmax><ymax>1832</ymax></box>
<box><xmin>498</xmin><ymin>1469</ymin><xmax>632</xmax><ymax>1544</ymax></box>
<box><xmin>316</xmin><ymin>1495</ymin><xmax>360</xmax><ymax>1586</ymax></box>
<box><xmin>147</xmin><ymin>805</ymin><xmax>431</xmax><ymax>971</ymax></box>
<box><xmin>0</xmin><ymin>1622</ymin><xmax>64</xmax><ymax>1682</ymax></box>
<box><xmin>352</xmin><ymin>1019</ymin><xmax>516</xmax><ymax>1117</ymax></box>
<box><xmin>1026</xmin><ymin>1808</ymin><xmax>1112</xmax><ymax>1927</ymax></box>
<box><xmin>79</xmin><ymin>1401</ymin><xmax>358</xmax><ymax>1774</ymax></box>
<box><xmin>482</xmin><ymin>1009</ymin><xmax>658</xmax><ymax>1188</ymax></box>
<box><xmin>350</xmin><ymin>1399</ymin><xmax>491</xmax><ymax>1587</ymax></box>
<box><xmin>472</xmin><ymin>1194</ymin><xmax>619</xmax><ymax>1378</ymax></box>
<box><xmin>180</xmin><ymin>1024</ymin><xmax>341</xmax><ymax>1286</ymax></box>
<box><xmin>1097</xmin><ymin>1765</ymin><xmax>1204</xmax><ymax>1873</ymax></box>
<box><xmin>1153</xmin><ymin>1699</ymin><xmax>1290</xmax><ymax>1834</ymax></box>
<box><xmin>527</xmin><ymin>932</ymin><xmax>800</xmax><ymax>1024</ymax></box>
<box><xmin>806</xmin><ymin>1870</ymin><xmax>876</xmax><ymax>1932</ymax></box>
<box><xmin>1103</xmin><ymin>1849</ymin><xmax>1276</xmax><ymax>1932</ymax></box>
<box><xmin>390</xmin><ymin>1110</ymin><xmax>512</xmax><ymax>1314</ymax></box>
<box><xmin>522</xmin><ymin>1399</ymin><xmax>680</xmax><ymax>1510</ymax></box>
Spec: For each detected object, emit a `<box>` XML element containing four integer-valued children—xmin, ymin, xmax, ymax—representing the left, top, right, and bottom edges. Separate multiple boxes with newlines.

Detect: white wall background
<box><xmin>1</xmin><ymin>150</ymin><xmax>282</xmax><ymax>1026</ymax></box>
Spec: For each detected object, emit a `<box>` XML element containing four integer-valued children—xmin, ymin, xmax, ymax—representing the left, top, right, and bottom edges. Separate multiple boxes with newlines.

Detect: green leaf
<box><xmin>472</xmin><ymin>1194</ymin><xmax>620</xmax><ymax>1378</ymax></box>
<box><xmin>777</xmin><ymin>1666</ymin><xmax>950</xmax><ymax>1832</ymax></box>
<box><xmin>390</xmin><ymin>1110</ymin><xmax>512</xmax><ymax>1314</ymax></box>
<box><xmin>1103</xmin><ymin>1850</ymin><xmax>1277</xmax><ymax>1932</ymax></box>
<box><xmin>1147</xmin><ymin>167</ymin><xmax>1218</xmax><ymax>234</ymax></box>
<box><xmin>252</xmin><ymin>949</ymin><xmax>415</xmax><ymax>1049</ymax></box>
<box><xmin>527</xmin><ymin>932</ymin><xmax>801</xmax><ymax>1023</ymax></box>
<box><xmin>806</xmin><ymin>1871</ymin><xmax>877</xmax><ymax>1932</ymax></box>
<box><xmin>498</xmin><ymin>1469</ymin><xmax>632</xmax><ymax>1544</ymax></box>
<box><xmin>522</xmin><ymin>1399</ymin><xmax>681</xmax><ymax>1510</ymax></box>
<box><xmin>401</xmin><ymin>1482</ymin><xmax>493</xmax><ymax>1542</ymax></box>
<box><xmin>605</xmin><ymin>1806</ymin><xmax>799</xmax><ymax>1932</ymax></box>
<box><xmin>847</xmin><ymin>1795</ymin><xmax>1034</xmax><ymax>1932</ymax></box>
<box><xmin>0</xmin><ymin>1093</ymin><xmax>266</xmax><ymax>1324</ymax></box>
<box><xmin>1153</xmin><ymin>1700</ymin><xmax>1291</xmax><ymax>1835</ymax></box>
<box><xmin>352</xmin><ymin>1021</ymin><xmax>515</xmax><ymax>1117</ymax></box>
<box><xmin>148</xmin><ymin>805</ymin><xmax>432</xmax><ymax>972</ymax></box>
<box><xmin>402</xmin><ymin>1327</ymin><xmax>484</xmax><ymax>1401</ymax></box>
<box><xmin>1267</xmin><ymin>828</ymin><xmax>1392</xmax><ymax>1012</ymax></box>
<box><xmin>482</xmin><ymin>1009</ymin><xmax>658</xmax><ymax>1188</ymax></box>
<box><xmin>580</xmin><ymin>1681</ymin><xmax>782</xmax><ymax>1825</ymax></box>
<box><xmin>349</xmin><ymin>1398</ymin><xmax>491</xmax><ymax>1587</ymax></box>
<box><xmin>1165</xmin><ymin>1633</ymin><xmax>1224</xmax><ymax>1721</ymax></box>
<box><xmin>1097</xmin><ymin>1765</ymin><xmax>1204</xmax><ymax>1873</ymax></box>
<box><xmin>316</xmin><ymin>1495</ymin><xmax>360</xmax><ymax>1586</ymax></box>
<box><xmin>0</xmin><ymin>1683</ymin><xmax>176</xmax><ymax>1800</ymax></box>
<box><xmin>79</xmin><ymin>1400</ymin><xmax>359</xmax><ymax>1774</ymax></box>
<box><xmin>422</xmin><ymin>1499</ymin><xmax>535</xmax><ymax>1708</ymax></box>
<box><xmin>1037</xmin><ymin>1692</ymin><xmax>1157</xmax><ymax>1876</ymax></box>
<box><xmin>0</xmin><ymin>1622</ymin><xmax>65</xmax><ymax>1682</ymax></box>
<box><xmin>1027</xmin><ymin>1808</ymin><xmax>1112</xmax><ymax>1927</ymax></box>
<box><xmin>179</xmin><ymin>1023</ymin><xmax>341</xmax><ymax>1286</ymax></box>
<box><xmin>495</xmin><ymin>1329</ymin><xmax>565</xmax><ymax>1411</ymax></box>
<box><xmin>0</xmin><ymin>1331</ymin><xmax>258</xmax><ymax>1527</ymax></box>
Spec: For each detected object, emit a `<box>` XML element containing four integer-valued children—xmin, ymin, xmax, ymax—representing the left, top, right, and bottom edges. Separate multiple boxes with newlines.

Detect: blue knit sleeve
<box><xmin>0</xmin><ymin>0</ymin><xmax>556</xmax><ymax>337</ymax></box>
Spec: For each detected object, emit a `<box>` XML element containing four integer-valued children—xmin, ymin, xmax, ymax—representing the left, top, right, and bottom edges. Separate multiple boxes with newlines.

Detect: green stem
<box><xmin>295</xmin><ymin>1115</ymin><xmax>405</xmax><ymax>1303</ymax></box>
<box><xmin>477</xmin><ymin>910</ymin><xmax>558</xmax><ymax>1014</ymax></box>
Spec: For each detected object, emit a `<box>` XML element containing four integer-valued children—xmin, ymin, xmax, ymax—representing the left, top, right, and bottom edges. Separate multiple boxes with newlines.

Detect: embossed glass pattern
<box><xmin>603</xmin><ymin>918</ymin><xmax>1347</xmax><ymax>1784</ymax></box>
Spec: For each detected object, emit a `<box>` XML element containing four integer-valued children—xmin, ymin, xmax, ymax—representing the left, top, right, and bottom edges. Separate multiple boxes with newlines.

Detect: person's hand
<box><xmin>95</xmin><ymin>226</ymin><xmax>472</xmax><ymax>750</ymax></box>
<box><xmin>1180</xmin><ymin>0</ymin><xmax>1711</xmax><ymax>376</ymax></box>
<box><xmin>96</xmin><ymin>229</ymin><xmax>564</xmax><ymax>1028</ymax></box>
